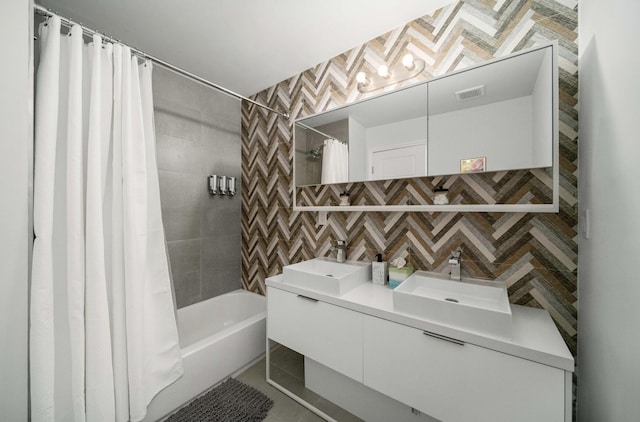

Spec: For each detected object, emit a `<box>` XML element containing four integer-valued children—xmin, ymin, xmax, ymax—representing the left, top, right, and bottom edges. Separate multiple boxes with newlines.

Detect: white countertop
<box><xmin>266</xmin><ymin>274</ymin><xmax>575</xmax><ymax>372</ymax></box>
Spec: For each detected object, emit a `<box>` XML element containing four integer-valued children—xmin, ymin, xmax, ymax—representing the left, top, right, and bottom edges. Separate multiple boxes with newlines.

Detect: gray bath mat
<box><xmin>166</xmin><ymin>377</ymin><xmax>274</xmax><ymax>421</ymax></box>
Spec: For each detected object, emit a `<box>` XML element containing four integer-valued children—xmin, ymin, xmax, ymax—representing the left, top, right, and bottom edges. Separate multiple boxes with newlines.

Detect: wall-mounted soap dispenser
<box><xmin>208</xmin><ymin>174</ymin><xmax>238</xmax><ymax>196</ymax></box>
<box><xmin>218</xmin><ymin>176</ymin><xmax>227</xmax><ymax>195</ymax></box>
<box><xmin>227</xmin><ymin>176</ymin><xmax>236</xmax><ymax>196</ymax></box>
<box><xmin>208</xmin><ymin>175</ymin><xmax>218</xmax><ymax>195</ymax></box>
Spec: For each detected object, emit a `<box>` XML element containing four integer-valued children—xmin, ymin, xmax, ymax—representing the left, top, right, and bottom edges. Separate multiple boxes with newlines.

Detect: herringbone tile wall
<box><xmin>241</xmin><ymin>0</ymin><xmax>578</xmax><ymax>356</ymax></box>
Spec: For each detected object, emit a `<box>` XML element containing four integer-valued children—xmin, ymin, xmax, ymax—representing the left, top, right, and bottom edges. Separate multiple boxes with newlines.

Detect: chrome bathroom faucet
<box><xmin>448</xmin><ymin>247</ymin><xmax>462</xmax><ymax>281</ymax></box>
<box><xmin>335</xmin><ymin>240</ymin><xmax>347</xmax><ymax>263</ymax></box>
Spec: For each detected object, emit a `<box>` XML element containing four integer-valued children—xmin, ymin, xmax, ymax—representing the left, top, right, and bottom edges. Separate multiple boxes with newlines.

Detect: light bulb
<box><xmin>402</xmin><ymin>53</ymin><xmax>415</xmax><ymax>70</ymax></box>
<box><xmin>356</xmin><ymin>71</ymin><xmax>368</xmax><ymax>84</ymax></box>
<box><xmin>377</xmin><ymin>65</ymin><xmax>390</xmax><ymax>78</ymax></box>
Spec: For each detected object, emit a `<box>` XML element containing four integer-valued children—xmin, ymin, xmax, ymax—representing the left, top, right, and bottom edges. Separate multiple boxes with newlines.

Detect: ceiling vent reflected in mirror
<box><xmin>455</xmin><ymin>85</ymin><xmax>486</xmax><ymax>101</ymax></box>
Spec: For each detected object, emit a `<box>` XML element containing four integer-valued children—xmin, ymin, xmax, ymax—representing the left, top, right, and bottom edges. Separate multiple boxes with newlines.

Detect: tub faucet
<box><xmin>335</xmin><ymin>240</ymin><xmax>347</xmax><ymax>263</ymax></box>
<box><xmin>448</xmin><ymin>248</ymin><xmax>462</xmax><ymax>281</ymax></box>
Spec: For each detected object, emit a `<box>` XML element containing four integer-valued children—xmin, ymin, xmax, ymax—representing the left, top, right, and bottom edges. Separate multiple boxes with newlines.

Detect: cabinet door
<box><xmin>363</xmin><ymin>316</ymin><xmax>565</xmax><ymax>422</ymax></box>
<box><xmin>267</xmin><ymin>287</ymin><xmax>363</xmax><ymax>382</ymax></box>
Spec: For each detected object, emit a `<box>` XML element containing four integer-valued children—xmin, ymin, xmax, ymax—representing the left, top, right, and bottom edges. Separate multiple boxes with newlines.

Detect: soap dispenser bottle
<box><xmin>372</xmin><ymin>253</ymin><xmax>388</xmax><ymax>285</ymax></box>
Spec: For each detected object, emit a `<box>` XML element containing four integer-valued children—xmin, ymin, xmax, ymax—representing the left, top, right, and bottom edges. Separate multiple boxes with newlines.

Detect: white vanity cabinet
<box><xmin>363</xmin><ymin>315</ymin><xmax>566</xmax><ymax>422</ymax></box>
<box><xmin>267</xmin><ymin>287</ymin><xmax>363</xmax><ymax>382</ymax></box>
<box><xmin>266</xmin><ymin>277</ymin><xmax>573</xmax><ymax>422</ymax></box>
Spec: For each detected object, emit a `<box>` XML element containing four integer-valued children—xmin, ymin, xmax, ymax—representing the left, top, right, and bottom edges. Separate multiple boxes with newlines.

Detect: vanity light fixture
<box><xmin>356</xmin><ymin>52</ymin><xmax>425</xmax><ymax>93</ymax></box>
<box><xmin>377</xmin><ymin>65</ymin><xmax>390</xmax><ymax>78</ymax></box>
<box><xmin>402</xmin><ymin>53</ymin><xmax>415</xmax><ymax>70</ymax></box>
<box><xmin>356</xmin><ymin>71</ymin><xmax>369</xmax><ymax>86</ymax></box>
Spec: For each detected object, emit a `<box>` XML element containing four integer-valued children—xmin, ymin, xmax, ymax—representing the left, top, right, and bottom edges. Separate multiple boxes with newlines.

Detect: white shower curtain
<box><xmin>320</xmin><ymin>138</ymin><xmax>349</xmax><ymax>184</ymax></box>
<box><xmin>30</xmin><ymin>16</ymin><xmax>183</xmax><ymax>422</ymax></box>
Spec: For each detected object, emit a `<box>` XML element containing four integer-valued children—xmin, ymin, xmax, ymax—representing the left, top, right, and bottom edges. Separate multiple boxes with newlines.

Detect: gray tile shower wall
<box><xmin>154</xmin><ymin>66</ymin><xmax>242</xmax><ymax>308</ymax></box>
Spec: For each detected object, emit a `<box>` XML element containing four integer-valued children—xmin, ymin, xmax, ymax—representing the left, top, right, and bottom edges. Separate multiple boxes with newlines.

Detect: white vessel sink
<box><xmin>393</xmin><ymin>271</ymin><xmax>513</xmax><ymax>339</ymax></box>
<box><xmin>282</xmin><ymin>258</ymin><xmax>371</xmax><ymax>296</ymax></box>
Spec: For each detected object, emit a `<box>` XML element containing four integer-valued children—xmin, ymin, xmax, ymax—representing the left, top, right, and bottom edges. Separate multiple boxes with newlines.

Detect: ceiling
<box><xmin>38</xmin><ymin>0</ymin><xmax>453</xmax><ymax>96</ymax></box>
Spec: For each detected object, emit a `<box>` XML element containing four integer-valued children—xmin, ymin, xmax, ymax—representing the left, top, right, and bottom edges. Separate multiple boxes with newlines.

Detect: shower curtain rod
<box><xmin>296</xmin><ymin>122</ymin><xmax>347</xmax><ymax>144</ymax></box>
<box><xmin>33</xmin><ymin>3</ymin><xmax>290</xmax><ymax>119</ymax></box>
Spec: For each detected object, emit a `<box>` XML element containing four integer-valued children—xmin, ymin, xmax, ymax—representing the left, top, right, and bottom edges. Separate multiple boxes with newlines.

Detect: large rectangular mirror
<box><xmin>294</xmin><ymin>43</ymin><xmax>554</xmax><ymax>188</ymax></box>
<box><xmin>427</xmin><ymin>45</ymin><xmax>553</xmax><ymax>176</ymax></box>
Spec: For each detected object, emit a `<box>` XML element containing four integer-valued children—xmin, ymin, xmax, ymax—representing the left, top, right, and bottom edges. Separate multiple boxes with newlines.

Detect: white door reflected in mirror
<box><xmin>369</xmin><ymin>143</ymin><xmax>426</xmax><ymax>180</ymax></box>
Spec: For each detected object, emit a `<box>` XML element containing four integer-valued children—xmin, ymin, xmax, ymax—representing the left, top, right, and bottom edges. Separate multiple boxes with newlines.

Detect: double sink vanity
<box><xmin>266</xmin><ymin>258</ymin><xmax>574</xmax><ymax>422</ymax></box>
<box><xmin>271</xmin><ymin>39</ymin><xmax>571</xmax><ymax>422</ymax></box>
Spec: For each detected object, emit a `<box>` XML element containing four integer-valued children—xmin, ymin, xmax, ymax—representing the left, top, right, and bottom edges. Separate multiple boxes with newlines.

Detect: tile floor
<box><xmin>235</xmin><ymin>346</ymin><xmax>362</xmax><ymax>422</ymax></box>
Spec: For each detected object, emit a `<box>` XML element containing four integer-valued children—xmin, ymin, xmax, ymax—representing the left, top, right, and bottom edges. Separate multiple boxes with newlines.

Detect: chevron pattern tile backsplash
<box><xmin>241</xmin><ymin>0</ymin><xmax>578</xmax><ymax>356</ymax></box>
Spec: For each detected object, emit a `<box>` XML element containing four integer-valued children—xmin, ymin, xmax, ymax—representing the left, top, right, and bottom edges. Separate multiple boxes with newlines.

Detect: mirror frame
<box><xmin>292</xmin><ymin>42</ymin><xmax>559</xmax><ymax>213</ymax></box>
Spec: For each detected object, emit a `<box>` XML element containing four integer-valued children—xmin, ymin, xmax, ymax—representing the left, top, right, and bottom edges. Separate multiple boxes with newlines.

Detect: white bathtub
<box><xmin>143</xmin><ymin>289</ymin><xmax>267</xmax><ymax>421</ymax></box>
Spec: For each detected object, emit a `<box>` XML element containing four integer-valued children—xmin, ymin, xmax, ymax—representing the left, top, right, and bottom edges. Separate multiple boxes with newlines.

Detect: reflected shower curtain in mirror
<box><xmin>30</xmin><ymin>16</ymin><xmax>183</xmax><ymax>422</ymax></box>
<box><xmin>321</xmin><ymin>138</ymin><xmax>349</xmax><ymax>184</ymax></box>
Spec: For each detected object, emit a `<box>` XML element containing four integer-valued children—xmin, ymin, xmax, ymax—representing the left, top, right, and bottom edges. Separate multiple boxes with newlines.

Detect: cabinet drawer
<box><xmin>267</xmin><ymin>287</ymin><xmax>363</xmax><ymax>382</ymax></box>
<box><xmin>363</xmin><ymin>316</ymin><xmax>565</xmax><ymax>422</ymax></box>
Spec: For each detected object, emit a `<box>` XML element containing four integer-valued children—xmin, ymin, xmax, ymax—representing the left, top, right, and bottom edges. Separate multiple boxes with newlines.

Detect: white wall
<box><xmin>428</xmin><ymin>96</ymin><xmax>533</xmax><ymax>176</ymax></box>
<box><xmin>0</xmin><ymin>0</ymin><xmax>31</xmax><ymax>420</ymax></box>
<box><xmin>348</xmin><ymin>116</ymin><xmax>366</xmax><ymax>181</ymax></box>
<box><xmin>531</xmin><ymin>49</ymin><xmax>553</xmax><ymax>168</ymax></box>
<box><xmin>365</xmin><ymin>115</ymin><xmax>428</xmax><ymax>150</ymax></box>
<box><xmin>578</xmin><ymin>0</ymin><xmax>640</xmax><ymax>420</ymax></box>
